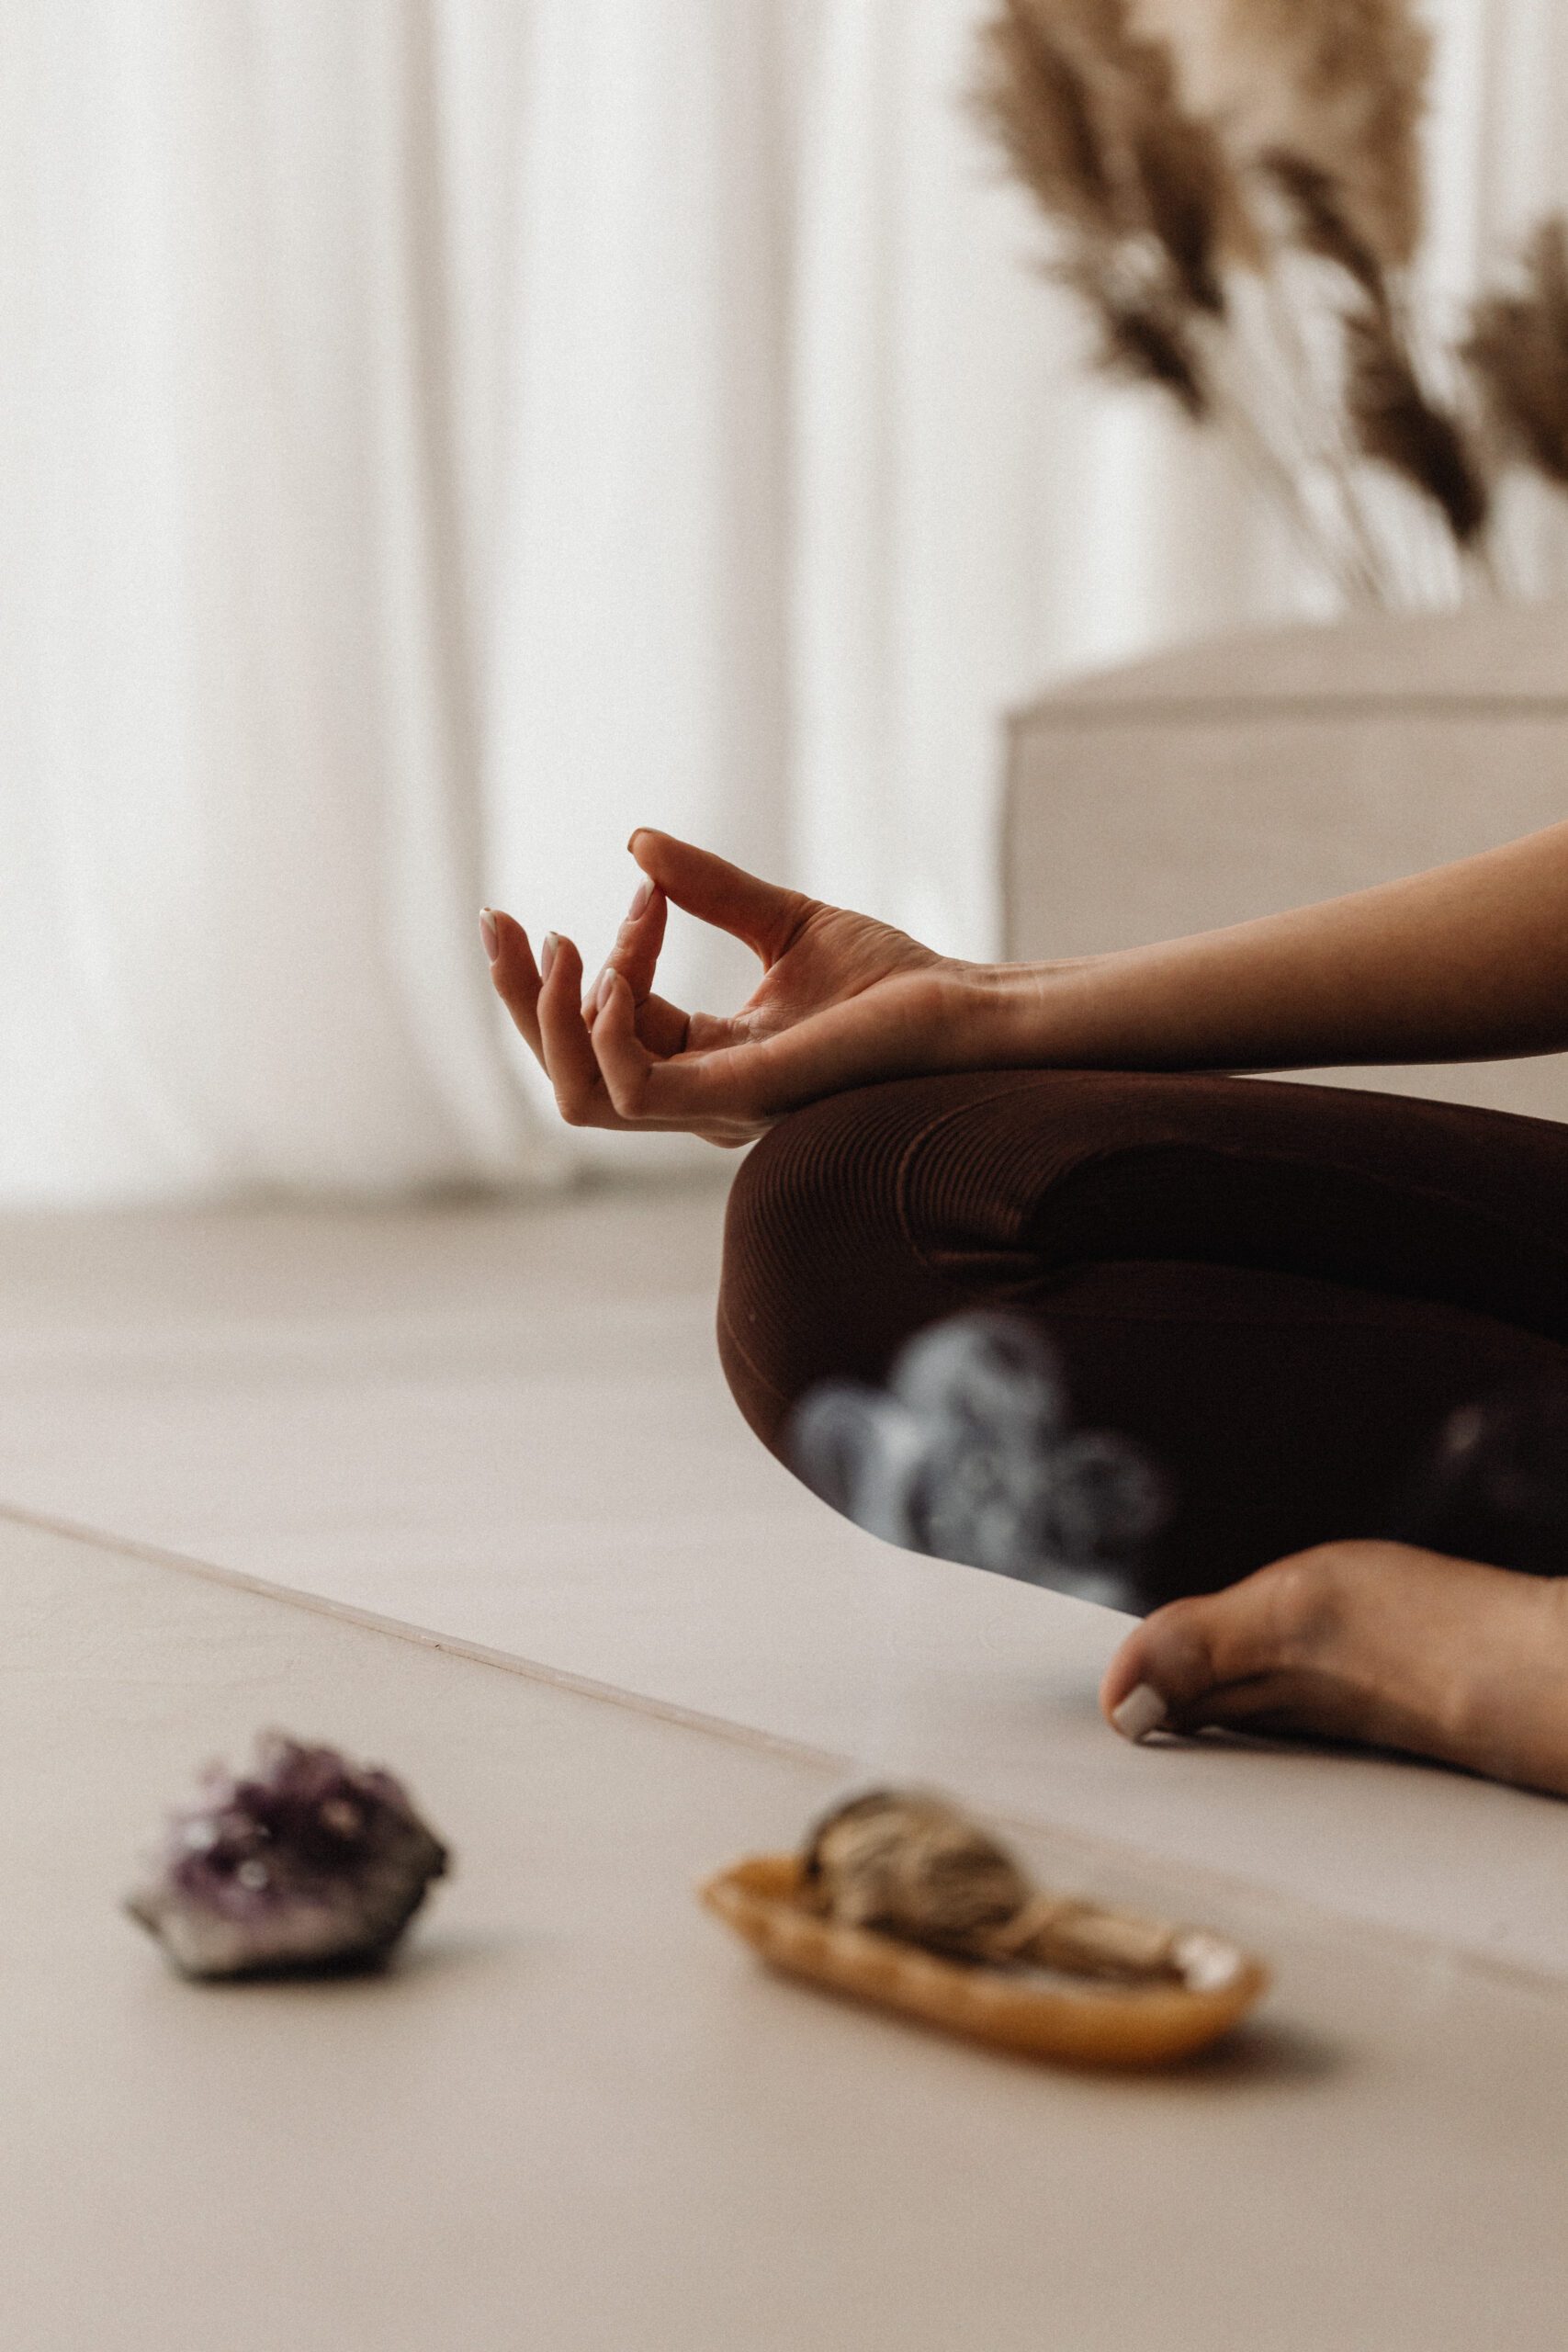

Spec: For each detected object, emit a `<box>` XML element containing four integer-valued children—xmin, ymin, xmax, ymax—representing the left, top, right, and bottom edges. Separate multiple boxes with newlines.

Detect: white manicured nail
<box><xmin>597</xmin><ymin>967</ymin><xmax>616</xmax><ymax>1012</ymax></box>
<box><xmin>628</xmin><ymin>875</ymin><xmax>651</xmax><ymax>919</ymax></box>
<box><xmin>1111</xmin><ymin>1683</ymin><xmax>1168</xmax><ymax>1743</ymax></box>
<box><xmin>541</xmin><ymin>932</ymin><xmax>559</xmax><ymax>979</ymax></box>
<box><xmin>479</xmin><ymin>907</ymin><xmax>499</xmax><ymax>963</ymax></box>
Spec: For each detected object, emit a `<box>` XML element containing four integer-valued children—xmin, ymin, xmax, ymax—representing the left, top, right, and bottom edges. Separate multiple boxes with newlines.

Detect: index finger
<box><xmin>583</xmin><ymin>879</ymin><xmax>670</xmax><ymax>1021</ymax></box>
<box><xmin>612</xmin><ymin>878</ymin><xmax>669</xmax><ymax>1004</ymax></box>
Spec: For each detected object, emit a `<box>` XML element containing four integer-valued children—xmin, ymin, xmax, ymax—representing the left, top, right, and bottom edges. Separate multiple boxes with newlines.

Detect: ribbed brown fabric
<box><xmin>717</xmin><ymin>1070</ymin><xmax>1568</xmax><ymax>1606</ymax></box>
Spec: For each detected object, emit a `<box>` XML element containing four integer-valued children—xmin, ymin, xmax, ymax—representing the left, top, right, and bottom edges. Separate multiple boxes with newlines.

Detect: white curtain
<box><xmin>3</xmin><ymin>0</ymin><xmax>1566</xmax><ymax>1204</ymax></box>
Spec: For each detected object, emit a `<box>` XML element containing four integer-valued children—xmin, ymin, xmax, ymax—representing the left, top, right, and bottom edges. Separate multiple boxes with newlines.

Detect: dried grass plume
<box><xmin>1135</xmin><ymin>0</ymin><xmax>1430</xmax><ymax>271</ymax></box>
<box><xmin>973</xmin><ymin>0</ymin><xmax>1567</xmax><ymax>605</ymax></box>
<box><xmin>1345</xmin><ymin>307</ymin><xmax>1490</xmax><ymax>543</ymax></box>
<box><xmin>1464</xmin><ymin>217</ymin><xmax>1568</xmax><ymax>489</ymax></box>
<box><xmin>971</xmin><ymin>0</ymin><xmax>1257</xmax><ymax>414</ymax></box>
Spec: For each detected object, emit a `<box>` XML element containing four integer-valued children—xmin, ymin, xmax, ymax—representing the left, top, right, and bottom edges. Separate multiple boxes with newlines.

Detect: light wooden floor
<box><xmin>12</xmin><ymin>1504</ymin><xmax>1568</xmax><ymax>2352</ymax></box>
<box><xmin>2</xmin><ymin>1180</ymin><xmax>1567</xmax><ymax>1977</ymax></box>
<box><xmin>0</xmin><ymin>1172</ymin><xmax>756</xmax><ymax>1603</ymax></box>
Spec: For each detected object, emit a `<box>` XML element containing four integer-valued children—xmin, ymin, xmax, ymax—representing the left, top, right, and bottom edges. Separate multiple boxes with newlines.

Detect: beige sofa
<box><xmin>1003</xmin><ymin>599</ymin><xmax>1568</xmax><ymax>1120</ymax></box>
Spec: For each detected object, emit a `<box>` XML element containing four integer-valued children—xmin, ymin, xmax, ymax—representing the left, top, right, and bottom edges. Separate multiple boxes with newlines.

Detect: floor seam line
<box><xmin>3</xmin><ymin>1494</ymin><xmax>1565</xmax><ymax>2007</ymax></box>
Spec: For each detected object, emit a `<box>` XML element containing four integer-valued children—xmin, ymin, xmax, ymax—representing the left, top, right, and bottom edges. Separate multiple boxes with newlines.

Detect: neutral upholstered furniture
<box><xmin>1004</xmin><ymin>599</ymin><xmax>1568</xmax><ymax>1120</ymax></box>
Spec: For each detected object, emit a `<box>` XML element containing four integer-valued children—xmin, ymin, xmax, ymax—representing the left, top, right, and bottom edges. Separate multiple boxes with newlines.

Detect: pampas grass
<box><xmin>1344</xmin><ymin>306</ymin><xmax>1489</xmax><ymax>545</ymax></box>
<box><xmin>975</xmin><ymin>0</ymin><xmax>1568</xmax><ymax>605</ymax></box>
<box><xmin>971</xmin><ymin>0</ymin><xmax>1245</xmax><ymax>422</ymax></box>
<box><xmin>1465</xmin><ymin>218</ymin><xmax>1568</xmax><ymax>490</ymax></box>
<box><xmin>1206</xmin><ymin>0</ymin><xmax>1430</xmax><ymax>267</ymax></box>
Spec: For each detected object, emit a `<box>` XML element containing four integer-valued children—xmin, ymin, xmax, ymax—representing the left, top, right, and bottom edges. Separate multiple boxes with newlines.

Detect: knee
<box><xmin>716</xmin><ymin>1092</ymin><xmax>873</xmax><ymax>1457</ymax></box>
<box><xmin>716</xmin><ymin>1081</ymin><xmax>962</xmax><ymax>1456</ymax></box>
<box><xmin>714</xmin><ymin>1067</ymin><xmax>1214</xmax><ymax>1460</ymax></box>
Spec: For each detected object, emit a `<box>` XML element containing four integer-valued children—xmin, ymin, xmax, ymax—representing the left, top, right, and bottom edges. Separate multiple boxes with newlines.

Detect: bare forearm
<box><xmin>997</xmin><ymin>820</ymin><xmax>1568</xmax><ymax>1074</ymax></box>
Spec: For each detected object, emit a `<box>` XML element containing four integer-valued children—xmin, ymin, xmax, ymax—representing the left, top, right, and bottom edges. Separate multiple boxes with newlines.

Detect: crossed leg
<box><xmin>718</xmin><ymin>1069</ymin><xmax>1568</xmax><ymax>1794</ymax></box>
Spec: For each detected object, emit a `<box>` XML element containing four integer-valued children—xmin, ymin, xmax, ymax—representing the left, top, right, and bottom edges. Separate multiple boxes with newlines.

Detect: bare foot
<box><xmin>1100</xmin><ymin>1541</ymin><xmax>1568</xmax><ymax>1798</ymax></box>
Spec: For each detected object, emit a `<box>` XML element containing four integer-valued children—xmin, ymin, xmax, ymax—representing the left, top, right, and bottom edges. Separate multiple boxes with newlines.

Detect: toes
<box><xmin>1101</xmin><ymin>1548</ymin><xmax>1347</xmax><ymax>1741</ymax></box>
<box><xmin>1103</xmin><ymin>1541</ymin><xmax>1568</xmax><ymax>1795</ymax></box>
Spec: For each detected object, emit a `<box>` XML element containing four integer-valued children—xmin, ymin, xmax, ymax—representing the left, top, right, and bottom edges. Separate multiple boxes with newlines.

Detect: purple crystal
<box><xmin>127</xmin><ymin>1733</ymin><xmax>449</xmax><ymax>1979</ymax></box>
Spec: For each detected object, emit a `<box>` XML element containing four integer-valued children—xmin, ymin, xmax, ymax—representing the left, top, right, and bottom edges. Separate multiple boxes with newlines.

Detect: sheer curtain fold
<box><xmin>2</xmin><ymin>0</ymin><xmax>553</xmax><ymax>1202</ymax></box>
<box><xmin>1</xmin><ymin>0</ymin><xmax>1563</xmax><ymax>1204</ymax></box>
<box><xmin>483</xmin><ymin>0</ymin><xmax>801</xmax><ymax>1167</ymax></box>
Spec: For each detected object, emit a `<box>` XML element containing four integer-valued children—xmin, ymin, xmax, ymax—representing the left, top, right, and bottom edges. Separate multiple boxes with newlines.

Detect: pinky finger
<box><xmin>486</xmin><ymin>910</ymin><xmax>545</xmax><ymax>1062</ymax></box>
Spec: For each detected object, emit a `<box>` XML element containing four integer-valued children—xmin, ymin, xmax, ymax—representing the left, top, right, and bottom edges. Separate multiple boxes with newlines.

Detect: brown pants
<box><xmin>717</xmin><ymin>1070</ymin><xmax>1568</xmax><ymax>1609</ymax></box>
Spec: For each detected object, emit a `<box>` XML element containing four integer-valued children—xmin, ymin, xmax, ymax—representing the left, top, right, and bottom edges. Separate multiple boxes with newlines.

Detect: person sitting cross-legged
<box><xmin>480</xmin><ymin>817</ymin><xmax>1568</xmax><ymax>1799</ymax></box>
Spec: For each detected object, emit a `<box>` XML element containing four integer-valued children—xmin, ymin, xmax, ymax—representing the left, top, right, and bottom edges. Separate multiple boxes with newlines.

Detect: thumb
<box><xmin>628</xmin><ymin>829</ymin><xmax>808</xmax><ymax>962</ymax></box>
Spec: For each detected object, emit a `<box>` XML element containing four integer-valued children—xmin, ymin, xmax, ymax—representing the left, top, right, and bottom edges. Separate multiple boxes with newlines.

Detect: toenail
<box><xmin>1111</xmin><ymin>1683</ymin><xmax>1169</xmax><ymax>1743</ymax></box>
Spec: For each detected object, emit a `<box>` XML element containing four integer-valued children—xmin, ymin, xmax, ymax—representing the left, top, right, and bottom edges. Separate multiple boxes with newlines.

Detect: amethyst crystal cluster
<box><xmin>128</xmin><ymin>1734</ymin><xmax>448</xmax><ymax>1979</ymax></box>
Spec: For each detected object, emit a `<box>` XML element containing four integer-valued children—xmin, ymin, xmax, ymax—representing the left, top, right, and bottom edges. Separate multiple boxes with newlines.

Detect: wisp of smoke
<box><xmin>789</xmin><ymin>1312</ymin><xmax>1171</xmax><ymax>1611</ymax></box>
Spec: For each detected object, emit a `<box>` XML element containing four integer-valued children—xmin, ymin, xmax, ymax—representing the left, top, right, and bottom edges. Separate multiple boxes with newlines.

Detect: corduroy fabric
<box><xmin>717</xmin><ymin>1070</ymin><xmax>1568</xmax><ymax>1606</ymax></box>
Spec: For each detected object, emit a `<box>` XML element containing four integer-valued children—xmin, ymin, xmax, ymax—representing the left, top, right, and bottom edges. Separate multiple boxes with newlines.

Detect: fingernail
<box><xmin>479</xmin><ymin>908</ymin><xmax>499</xmax><ymax>963</ymax></box>
<box><xmin>541</xmin><ymin>932</ymin><xmax>559</xmax><ymax>979</ymax></box>
<box><xmin>597</xmin><ymin>967</ymin><xmax>616</xmax><ymax>1012</ymax></box>
<box><xmin>628</xmin><ymin>875</ymin><xmax>651</xmax><ymax>919</ymax></box>
<box><xmin>1111</xmin><ymin>1683</ymin><xmax>1168</xmax><ymax>1744</ymax></box>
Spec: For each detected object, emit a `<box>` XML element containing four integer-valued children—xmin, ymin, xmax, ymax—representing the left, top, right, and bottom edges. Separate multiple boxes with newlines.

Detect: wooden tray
<box><xmin>700</xmin><ymin>1853</ymin><xmax>1269</xmax><ymax>2067</ymax></box>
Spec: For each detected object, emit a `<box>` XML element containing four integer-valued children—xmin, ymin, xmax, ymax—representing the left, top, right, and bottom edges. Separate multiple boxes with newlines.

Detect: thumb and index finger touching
<box><xmin>627</xmin><ymin>829</ymin><xmax>808</xmax><ymax>966</ymax></box>
<box><xmin>593</xmin><ymin>828</ymin><xmax>804</xmax><ymax>1031</ymax></box>
<box><xmin>483</xmin><ymin>830</ymin><xmax>807</xmax><ymax>1092</ymax></box>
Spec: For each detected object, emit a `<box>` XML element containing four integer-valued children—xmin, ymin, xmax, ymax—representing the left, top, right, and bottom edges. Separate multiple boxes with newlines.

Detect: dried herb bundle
<box><xmin>975</xmin><ymin>0</ymin><xmax>1568</xmax><ymax>605</ymax></box>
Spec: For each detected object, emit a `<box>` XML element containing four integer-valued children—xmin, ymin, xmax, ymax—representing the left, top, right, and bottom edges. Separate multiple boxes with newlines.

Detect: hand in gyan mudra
<box><xmin>481</xmin><ymin>831</ymin><xmax>988</xmax><ymax>1146</ymax></box>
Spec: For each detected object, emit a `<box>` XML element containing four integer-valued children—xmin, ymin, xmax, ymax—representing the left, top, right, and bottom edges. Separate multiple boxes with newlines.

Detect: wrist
<box><xmin>957</xmin><ymin>958</ymin><xmax>1082</xmax><ymax>1069</ymax></box>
